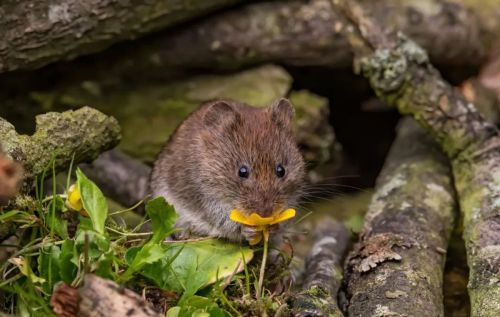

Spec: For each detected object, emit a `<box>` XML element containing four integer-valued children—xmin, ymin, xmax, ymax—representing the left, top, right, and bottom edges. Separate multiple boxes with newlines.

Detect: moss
<box><xmin>28</xmin><ymin>65</ymin><xmax>292</xmax><ymax>163</ymax></box>
<box><xmin>0</xmin><ymin>107</ymin><xmax>120</xmax><ymax>193</ymax></box>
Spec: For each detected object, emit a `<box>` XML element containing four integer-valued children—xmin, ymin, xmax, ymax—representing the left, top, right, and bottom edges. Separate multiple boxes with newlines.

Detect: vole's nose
<box><xmin>252</xmin><ymin>200</ymin><xmax>275</xmax><ymax>217</ymax></box>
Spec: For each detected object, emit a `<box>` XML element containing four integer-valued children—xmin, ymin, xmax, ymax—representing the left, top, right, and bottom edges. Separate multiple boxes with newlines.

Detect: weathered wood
<box><xmin>78</xmin><ymin>275</ymin><xmax>162</xmax><ymax>317</ymax></box>
<box><xmin>0</xmin><ymin>107</ymin><xmax>120</xmax><ymax>208</ymax></box>
<box><xmin>332</xmin><ymin>1</ymin><xmax>500</xmax><ymax>315</ymax></box>
<box><xmin>38</xmin><ymin>0</ymin><xmax>499</xmax><ymax>84</ymax></box>
<box><xmin>0</xmin><ymin>0</ymin><xmax>243</xmax><ymax>73</ymax></box>
<box><xmin>344</xmin><ymin>118</ymin><xmax>456</xmax><ymax>316</ymax></box>
<box><xmin>292</xmin><ymin>219</ymin><xmax>349</xmax><ymax>317</ymax></box>
<box><xmin>51</xmin><ymin>275</ymin><xmax>162</xmax><ymax>317</ymax></box>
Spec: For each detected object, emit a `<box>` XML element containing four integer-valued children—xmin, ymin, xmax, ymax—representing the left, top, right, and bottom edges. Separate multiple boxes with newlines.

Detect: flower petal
<box><xmin>230</xmin><ymin>209</ymin><xmax>255</xmax><ymax>226</ymax></box>
<box><xmin>67</xmin><ymin>184</ymin><xmax>83</xmax><ymax>211</ymax></box>
<box><xmin>270</xmin><ymin>208</ymin><xmax>296</xmax><ymax>224</ymax></box>
<box><xmin>248</xmin><ymin>213</ymin><xmax>274</xmax><ymax>226</ymax></box>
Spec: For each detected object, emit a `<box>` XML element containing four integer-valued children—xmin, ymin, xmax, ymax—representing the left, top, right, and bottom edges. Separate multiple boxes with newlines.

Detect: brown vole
<box><xmin>150</xmin><ymin>98</ymin><xmax>305</xmax><ymax>243</ymax></box>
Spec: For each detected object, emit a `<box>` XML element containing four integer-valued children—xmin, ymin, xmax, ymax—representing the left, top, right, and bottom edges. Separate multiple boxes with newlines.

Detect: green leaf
<box><xmin>145</xmin><ymin>197</ymin><xmax>178</xmax><ymax>244</ymax></box>
<box><xmin>38</xmin><ymin>245</ymin><xmax>61</xmax><ymax>293</ymax></box>
<box><xmin>139</xmin><ymin>239</ymin><xmax>253</xmax><ymax>300</ymax></box>
<box><xmin>47</xmin><ymin>196</ymin><xmax>68</xmax><ymax>239</ymax></box>
<box><xmin>120</xmin><ymin>244</ymin><xmax>166</xmax><ymax>282</ymax></box>
<box><xmin>166</xmin><ymin>296</ymin><xmax>229</xmax><ymax>317</ymax></box>
<box><xmin>59</xmin><ymin>240</ymin><xmax>77</xmax><ymax>283</ymax></box>
<box><xmin>76</xmin><ymin>168</ymin><xmax>108</xmax><ymax>234</ymax></box>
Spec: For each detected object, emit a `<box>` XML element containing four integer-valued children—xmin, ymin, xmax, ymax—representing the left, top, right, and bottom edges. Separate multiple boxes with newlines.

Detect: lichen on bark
<box><xmin>345</xmin><ymin>118</ymin><xmax>456</xmax><ymax>317</ymax></box>
<box><xmin>333</xmin><ymin>1</ymin><xmax>500</xmax><ymax>314</ymax></box>
<box><xmin>0</xmin><ymin>106</ymin><xmax>121</xmax><ymax>196</ymax></box>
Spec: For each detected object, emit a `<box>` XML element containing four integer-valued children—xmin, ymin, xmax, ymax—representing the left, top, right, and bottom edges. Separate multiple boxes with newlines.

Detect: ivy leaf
<box><xmin>76</xmin><ymin>168</ymin><xmax>108</xmax><ymax>234</ymax></box>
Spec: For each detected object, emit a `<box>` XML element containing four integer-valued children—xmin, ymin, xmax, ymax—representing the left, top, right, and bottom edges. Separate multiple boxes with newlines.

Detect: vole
<box><xmin>150</xmin><ymin>98</ymin><xmax>305</xmax><ymax>243</ymax></box>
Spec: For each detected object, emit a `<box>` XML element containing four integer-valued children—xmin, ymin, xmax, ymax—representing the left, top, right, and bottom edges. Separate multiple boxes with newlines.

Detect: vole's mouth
<box><xmin>229</xmin><ymin>208</ymin><xmax>296</xmax><ymax>227</ymax></box>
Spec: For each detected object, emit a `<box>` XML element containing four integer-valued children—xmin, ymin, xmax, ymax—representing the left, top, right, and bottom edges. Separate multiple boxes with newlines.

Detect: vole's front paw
<box><xmin>241</xmin><ymin>226</ymin><xmax>260</xmax><ymax>242</ymax></box>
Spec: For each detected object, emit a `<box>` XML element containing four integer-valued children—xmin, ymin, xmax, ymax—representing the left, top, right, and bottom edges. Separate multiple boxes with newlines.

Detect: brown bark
<box><xmin>78</xmin><ymin>275</ymin><xmax>162</xmax><ymax>317</ymax></box>
<box><xmin>292</xmin><ymin>219</ymin><xmax>349</xmax><ymax>317</ymax></box>
<box><xmin>332</xmin><ymin>1</ymin><xmax>500</xmax><ymax>315</ymax></box>
<box><xmin>41</xmin><ymin>0</ymin><xmax>499</xmax><ymax>84</ymax></box>
<box><xmin>51</xmin><ymin>275</ymin><xmax>162</xmax><ymax>317</ymax></box>
<box><xmin>0</xmin><ymin>0</ymin><xmax>243</xmax><ymax>73</ymax></box>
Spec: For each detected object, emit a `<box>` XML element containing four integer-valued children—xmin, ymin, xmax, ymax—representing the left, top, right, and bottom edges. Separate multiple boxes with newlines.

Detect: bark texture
<box><xmin>345</xmin><ymin>118</ymin><xmax>456</xmax><ymax>317</ymax></box>
<box><xmin>0</xmin><ymin>107</ymin><xmax>120</xmax><ymax>207</ymax></box>
<box><xmin>53</xmin><ymin>0</ymin><xmax>500</xmax><ymax>83</ymax></box>
<box><xmin>0</xmin><ymin>0</ymin><xmax>242</xmax><ymax>73</ymax></box>
<box><xmin>292</xmin><ymin>219</ymin><xmax>349</xmax><ymax>317</ymax></box>
<box><xmin>71</xmin><ymin>275</ymin><xmax>161</xmax><ymax>317</ymax></box>
<box><xmin>333</xmin><ymin>1</ymin><xmax>500</xmax><ymax>315</ymax></box>
<box><xmin>80</xmin><ymin>149</ymin><xmax>150</xmax><ymax>208</ymax></box>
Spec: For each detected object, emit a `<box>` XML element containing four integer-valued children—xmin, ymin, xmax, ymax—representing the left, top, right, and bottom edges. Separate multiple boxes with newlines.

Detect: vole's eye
<box><xmin>276</xmin><ymin>164</ymin><xmax>285</xmax><ymax>178</ymax></box>
<box><xmin>238</xmin><ymin>165</ymin><xmax>250</xmax><ymax>179</ymax></box>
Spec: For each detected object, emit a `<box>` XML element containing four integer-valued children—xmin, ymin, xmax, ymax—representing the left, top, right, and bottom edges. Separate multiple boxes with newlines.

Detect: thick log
<box><xmin>0</xmin><ymin>107</ymin><xmax>120</xmax><ymax>207</ymax></box>
<box><xmin>0</xmin><ymin>0</ymin><xmax>243</xmax><ymax>73</ymax></box>
<box><xmin>292</xmin><ymin>219</ymin><xmax>349</xmax><ymax>317</ymax></box>
<box><xmin>344</xmin><ymin>118</ymin><xmax>455</xmax><ymax>316</ymax></box>
<box><xmin>38</xmin><ymin>0</ymin><xmax>500</xmax><ymax>84</ymax></box>
<box><xmin>333</xmin><ymin>1</ymin><xmax>500</xmax><ymax>315</ymax></box>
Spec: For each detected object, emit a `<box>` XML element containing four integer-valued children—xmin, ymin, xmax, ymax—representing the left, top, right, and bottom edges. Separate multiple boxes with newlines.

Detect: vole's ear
<box><xmin>203</xmin><ymin>100</ymin><xmax>239</xmax><ymax>128</ymax></box>
<box><xmin>270</xmin><ymin>98</ymin><xmax>295</xmax><ymax>129</ymax></box>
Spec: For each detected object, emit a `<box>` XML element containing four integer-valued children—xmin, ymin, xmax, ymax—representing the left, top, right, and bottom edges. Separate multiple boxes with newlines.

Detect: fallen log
<box><xmin>37</xmin><ymin>0</ymin><xmax>500</xmax><ymax>84</ymax></box>
<box><xmin>332</xmin><ymin>1</ymin><xmax>500</xmax><ymax>315</ymax></box>
<box><xmin>0</xmin><ymin>0</ymin><xmax>243</xmax><ymax>73</ymax></box>
<box><xmin>51</xmin><ymin>274</ymin><xmax>162</xmax><ymax>317</ymax></box>
<box><xmin>292</xmin><ymin>219</ymin><xmax>349</xmax><ymax>317</ymax></box>
<box><xmin>0</xmin><ymin>107</ymin><xmax>121</xmax><ymax>208</ymax></box>
<box><xmin>344</xmin><ymin>118</ymin><xmax>456</xmax><ymax>316</ymax></box>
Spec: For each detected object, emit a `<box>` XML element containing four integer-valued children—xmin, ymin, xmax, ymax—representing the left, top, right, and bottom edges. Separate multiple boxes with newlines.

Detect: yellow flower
<box><xmin>229</xmin><ymin>208</ymin><xmax>296</xmax><ymax>245</ymax></box>
<box><xmin>66</xmin><ymin>184</ymin><xmax>88</xmax><ymax>217</ymax></box>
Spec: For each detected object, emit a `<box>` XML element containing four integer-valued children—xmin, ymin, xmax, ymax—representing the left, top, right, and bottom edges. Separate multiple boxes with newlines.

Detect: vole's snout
<box><xmin>248</xmin><ymin>198</ymin><xmax>276</xmax><ymax>217</ymax></box>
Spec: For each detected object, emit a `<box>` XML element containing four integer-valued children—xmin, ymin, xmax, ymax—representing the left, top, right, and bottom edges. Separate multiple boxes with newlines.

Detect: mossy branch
<box><xmin>0</xmin><ymin>0</ymin><xmax>243</xmax><ymax>73</ymax></box>
<box><xmin>0</xmin><ymin>107</ymin><xmax>121</xmax><ymax>201</ymax></box>
<box><xmin>331</xmin><ymin>1</ymin><xmax>500</xmax><ymax>315</ymax></box>
<box><xmin>292</xmin><ymin>219</ymin><xmax>349</xmax><ymax>317</ymax></box>
<box><xmin>344</xmin><ymin>118</ymin><xmax>456</xmax><ymax>316</ymax></box>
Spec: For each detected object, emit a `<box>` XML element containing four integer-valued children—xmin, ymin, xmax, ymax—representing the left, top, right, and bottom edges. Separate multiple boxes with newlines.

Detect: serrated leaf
<box><xmin>76</xmin><ymin>168</ymin><xmax>108</xmax><ymax>234</ymax></box>
<box><xmin>139</xmin><ymin>239</ymin><xmax>253</xmax><ymax>300</ymax></box>
<box><xmin>166</xmin><ymin>296</ymin><xmax>229</xmax><ymax>317</ymax></box>
<box><xmin>145</xmin><ymin>196</ymin><xmax>178</xmax><ymax>244</ymax></box>
<box><xmin>120</xmin><ymin>244</ymin><xmax>166</xmax><ymax>282</ymax></box>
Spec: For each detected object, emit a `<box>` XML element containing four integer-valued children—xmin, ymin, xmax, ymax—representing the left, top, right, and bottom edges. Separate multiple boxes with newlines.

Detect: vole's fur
<box><xmin>150</xmin><ymin>98</ymin><xmax>305</xmax><ymax>242</ymax></box>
